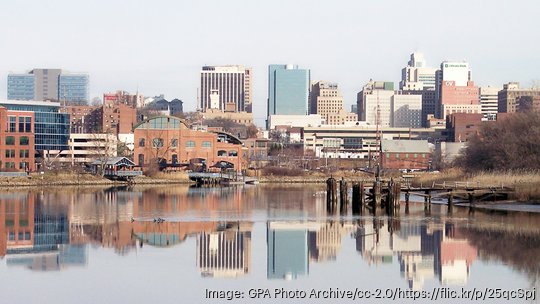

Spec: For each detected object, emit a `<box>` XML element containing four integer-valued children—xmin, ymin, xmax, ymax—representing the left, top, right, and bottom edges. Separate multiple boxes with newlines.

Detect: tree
<box><xmin>456</xmin><ymin>112</ymin><xmax>540</xmax><ymax>171</ymax></box>
<box><xmin>91</xmin><ymin>132</ymin><xmax>118</xmax><ymax>177</ymax></box>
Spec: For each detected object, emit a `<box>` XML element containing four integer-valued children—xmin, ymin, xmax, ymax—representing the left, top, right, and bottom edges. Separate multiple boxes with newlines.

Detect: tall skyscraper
<box><xmin>7</xmin><ymin>69</ymin><xmax>89</xmax><ymax>105</ymax></box>
<box><xmin>267</xmin><ymin>64</ymin><xmax>310</xmax><ymax>118</ymax></box>
<box><xmin>435</xmin><ymin>61</ymin><xmax>480</xmax><ymax>118</ymax></box>
<box><xmin>400</xmin><ymin>53</ymin><xmax>437</xmax><ymax>127</ymax></box>
<box><xmin>199</xmin><ymin>65</ymin><xmax>252</xmax><ymax>113</ymax></box>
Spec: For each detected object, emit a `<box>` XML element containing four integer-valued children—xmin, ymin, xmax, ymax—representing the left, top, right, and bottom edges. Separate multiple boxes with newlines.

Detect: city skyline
<box><xmin>1</xmin><ymin>0</ymin><xmax>539</xmax><ymax>126</ymax></box>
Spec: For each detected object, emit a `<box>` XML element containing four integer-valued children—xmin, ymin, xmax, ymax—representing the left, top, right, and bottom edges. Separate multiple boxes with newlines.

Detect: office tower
<box><xmin>357</xmin><ymin>81</ymin><xmax>394</xmax><ymax>127</ymax></box>
<box><xmin>7</xmin><ymin>74</ymin><xmax>35</xmax><ymax>100</ymax></box>
<box><xmin>435</xmin><ymin>61</ymin><xmax>480</xmax><ymax>118</ymax></box>
<box><xmin>267</xmin><ymin>64</ymin><xmax>310</xmax><ymax>118</ymax></box>
<box><xmin>197</xmin><ymin>230</ymin><xmax>251</xmax><ymax>278</ymax></box>
<box><xmin>58</xmin><ymin>74</ymin><xmax>90</xmax><ymax>104</ymax></box>
<box><xmin>400</xmin><ymin>53</ymin><xmax>437</xmax><ymax>90</ymax></box>
<box><xmin>400</xmin><ymin>53</ymin><xmax>438</xmax><ymax>127</ymax></box>
<box><xmin>479</xmin><ymin>86</ymin><xmax>499</xmax><ymax>120</ymax></box>
<box><xmin>392</xmin><ymin>93</ymin><xmax>422</xmax><ymax>128</ymax></box>
<box><xmin>7</xmin><ymin>69</ymin><xmax>89</xmax><ymax>104</ymax></box>
<box><xmin>498</xmin><ymin>82</ymin><xmax>540</xmax><ymax>113</ymax></box>
<box><xmin>199</xmin><ymin>65</ymin><xmax>252</xmax><ymax>113</ymax></box>
<box><xmin>0</xmin><ymin>100</ymin><xmax>69</xmax><ymax>151</ymax></box>
<box><xmin>310</xmin><ymin>81</ymin><xmax>357</xmax><ymax>125</ymax></box>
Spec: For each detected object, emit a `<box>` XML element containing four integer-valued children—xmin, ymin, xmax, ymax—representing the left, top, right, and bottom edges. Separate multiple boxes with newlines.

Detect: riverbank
<box><xmin>0</xmin><ymin>172</ymin><xmax>192</xmax><ymax>188</ymax></box>
<box><xmin>412</xmin><ymin>169</ymin><xmax>540</xmax><ymax>201</ymax></box>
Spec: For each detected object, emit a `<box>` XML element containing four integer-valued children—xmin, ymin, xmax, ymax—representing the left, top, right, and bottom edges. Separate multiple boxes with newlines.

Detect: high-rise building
<box><xmin>436</xmin><ymin>61</ymin><xmax>479</xmax><ymax>118</ymax></box>
<box><xmin>7</xmin><ymin>74</ymin><xmax>35</xmax><ymax>100</ymax></box>
<box><xmin>357</xmin><ymin>81</ymin><xmax>421</xmax><ymax>128</ymax></box>
<box><xmin>7</xmin><ymin>69</ymin><xmax>89</xmax><ymax>104</ymax></box>
<box><xmin>400</xmin><ymin>53</ymin><xmax>438</xmax><ymax>127</ymax></box>
<box><xmin>479</xmin><ymin>86</ymin><xmax>499</xmax><ymax>120</ymax></box>
<box><xmin>58</xmin><ymin>74</ymin><xmax>89</xmax><ymax>104</ymax></box>
<box><xmin>400</xmin><ymin>53</ymin><xmax>437</xmax><ymax>90</ymax></box>
<box><xmin>267</xmin><ymin>64</ymin><xmax>310</xmax><ymax>118</ymax></box>
<box><xmin>309</xmin><ymin>81</ymin><xmax>358</xmax><ymax>125</ymax></box>
<box><xmin>498</xmin><ymin>82</ymin><xmax>540</xmax><ymax>113</ymax></box>
<box><xmin>199</xmin><ymin>65</ymin><xmax>252</xmax><ymax>113</ymax></box>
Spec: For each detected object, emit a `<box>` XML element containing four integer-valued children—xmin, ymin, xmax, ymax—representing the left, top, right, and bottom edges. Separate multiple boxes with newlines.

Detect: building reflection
<box><xmin>355</xmin><ymin>218</ymin><xmax>477</xmax><ymax>289</ymax></box>
<box><xmin>267</xmin><ymin>221</ymin><xmax>355</xmax><ymax>280</ymax></box>
<box><xmin>0</xmin><ymin>192</ymin><xmax>87</xmax><ymax>271</ymax></box>
<box><xmin>197</xmin><ymin>222</ymin><xmax>252</xmax><ymax>278</ymax></box>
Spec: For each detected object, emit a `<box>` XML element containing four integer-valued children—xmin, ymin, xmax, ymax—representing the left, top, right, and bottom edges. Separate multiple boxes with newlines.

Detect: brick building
<box><xmin>134</xmin><ymin>116</ymin><xmax>244</xmax><ymax>171</ymax></box>
<box><xmin>446</xmin><ymin>113</ymin><xmax>484</xmax><ymax>142</ymax></box>
<box><xmin>381</xmin><ymin>140</ymin><xmax>430</xmax><ymax>170</ymax></box>
<box><xmin>0</xmin><ymin>107</ymin><xmax>35</xmax><ymax>171</ymax></box>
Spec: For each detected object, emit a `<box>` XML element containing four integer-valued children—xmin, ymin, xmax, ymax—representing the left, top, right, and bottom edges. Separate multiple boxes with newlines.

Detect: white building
<box><xmin>54</xmin><ymin>133</ymin><xmax>118</xmax><ymax>165</ymax></box>
<box><xmin>400</xmin><ymin>53</ymin><xmax>437</xmax><ymax>90</ymax></box>
<box><xmin>200</xmin><ymin>65</ymin><xmax>252</xmax><ymax>112</ymax></box>
<box><xmin>440</xmin><ymin>61</ymin><xmax>469</xmax><ymax>86</ymax></box>
<box><xmin>479</xmin><ymin>86</ymin><xmax>499</xmax><ymax>119</ymax></box>
<box><xmin>268</xmin><ymin>114</ymin><xmax>323</xmax><ymax>130</ymax></box>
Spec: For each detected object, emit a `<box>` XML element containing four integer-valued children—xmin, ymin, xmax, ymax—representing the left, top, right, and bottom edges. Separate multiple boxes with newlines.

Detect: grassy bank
<box><xmin>413</xmin><ymin>169</ymin><xmax>540</xmax><ymax>201</ymax></box>
<box><xmin>0</xmin><ymin>171</ymin><xmax>192</xmax><ymax>188</ymax></box>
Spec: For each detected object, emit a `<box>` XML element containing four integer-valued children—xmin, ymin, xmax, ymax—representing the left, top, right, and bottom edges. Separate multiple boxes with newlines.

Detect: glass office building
<box><xmin>7</xmin><ymin>74</ymin><xmax>35</xmax><ymax>100</ymax></box>
<box><xmin>0</xmin><ymin>100</ymin><xmax>69</xmax><ymax>151</ymax></box>
<box><xmin>58</xmin><ymin>74</ymin><xmax>89</xmax><ymax>105</ymax></box>
<box><xmin>268</xmin><ymin>64</ymin><xmax>310</xmax><ymax>116</ymax></box>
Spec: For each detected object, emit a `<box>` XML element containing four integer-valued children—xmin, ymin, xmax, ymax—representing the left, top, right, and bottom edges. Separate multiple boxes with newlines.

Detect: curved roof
<box><xmin>211</xmin><ymin>131</ymin><xmax>243</xmax><ymax>145</ymax></box>
<box><xmin>133</xmin><ymin>115</ymin><xmax>189</xmax><ymax>130</ymax></box>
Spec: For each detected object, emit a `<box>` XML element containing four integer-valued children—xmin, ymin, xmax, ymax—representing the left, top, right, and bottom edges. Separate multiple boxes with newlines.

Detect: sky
<box><xmin>1</xmin><ymin>0</ymin><xmax>539</xmax><ymax>127</ymax></box>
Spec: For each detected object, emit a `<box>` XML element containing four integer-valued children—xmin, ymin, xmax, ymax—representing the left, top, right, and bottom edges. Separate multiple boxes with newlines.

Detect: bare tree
<box><xmin>91</xmin><ymin>131</ymin><xmax>118</xmax><ymax>177</ymax></box>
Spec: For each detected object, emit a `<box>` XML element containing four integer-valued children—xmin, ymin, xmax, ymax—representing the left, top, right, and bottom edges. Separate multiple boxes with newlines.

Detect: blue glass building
<box><xmin>267</xmin><ymin>64</ymin><xmax>310</xmax><ymax>117</ymax></box>
<box><xmin>7</xmin><ymin>74</ymin><xmax>35</xmax><ymax>100</ymax></box>
<box><xmin>58</xmin><ymin>74</ymin><xmax>89</xmax><ymax>104</ymax></box>
<box><xmin>0</xmin><ymin>100</ymin><xmax>69</xmax><ymax>151</ymax></box>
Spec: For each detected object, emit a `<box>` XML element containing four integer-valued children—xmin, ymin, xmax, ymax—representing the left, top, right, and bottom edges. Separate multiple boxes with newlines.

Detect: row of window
<box><xmin>139</xmin><ymin>138</ymin><xmax>212</xmax><ymax>149</ymax></box>
<box><xmin>2</xmin><ymin>161</ymin><xmax>29</xmax><ymax>169</ymax></box>
<box><xmin>7</xmin><ymin>231</ymin><xmax>31</xmax><ymax>241</ymax></box>
<box><xmin>3</xmin><ymin>150</ymin><xmax>30</xmax><ymax>158</ymax></box>
<box><xmin>137</xmin><ymin>149</ymin><xmax>239</xmax><ymax>164</ymax></box>
<box><xmin>4</xmin><ymin>136</ymin><xmax>30</xmax><ymax>145</ymax></box>
<box><xmin>386</xmin><ymin>153</ymin><xmax>427</xmax><ymax>159</ymax></box>
<box><xmin>8</xmin><ymin>116</ymin><xmax>32</xmax><ymax>133</ymax></box>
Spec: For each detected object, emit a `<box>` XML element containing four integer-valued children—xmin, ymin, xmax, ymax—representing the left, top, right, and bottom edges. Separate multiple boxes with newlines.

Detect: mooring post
<box><xmin>360</xmin><ymin>182</ymin><xmax>365</xmax><ymax>209</ymax></box>
<box><xmin>447</xmin><ymin>189</ymin><xmax>454</xmax><ymax>213</ymax></box>
<box><xmin>326</xmin><ymin>177</ymin><xmax>335</xmax><ymax>213</ymax></box>
<box><xmin>395</xmin><ymin>183</ymin><xmax>401</xmax><ymax>214</ymax></box>
<box><xmin>352</xmin><ymin>183</ymin><xmax>361</xmax><ymax>215</ymax></box>
<box><xmin>374</xmin><ymin>181</ymin><xmax>381</xmax><ymax>209</ymax></box>
<box><xmin>340</xmin><ymin>177</ymin><xmax>348</xmax><ymax>213</ymax></box>
<box><xmin>404</xmin><ymin>189</ymin><xmax>410</xmax><ymax>214</ymax></box>
<box><xmin>387</xmin><ymin>180</ymin><xmax>394</xmax><ymax>216</ymax></box>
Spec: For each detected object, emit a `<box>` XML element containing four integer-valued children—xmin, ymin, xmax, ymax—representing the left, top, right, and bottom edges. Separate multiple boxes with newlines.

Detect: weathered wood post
<box><xmin>373</xmin><ymin>181</ymin><xmax>381</xmax><ymax>209</ymax></box>
<box><xmin>387</xmin><ymin>180</ymin><xmax>394</xmax><ymax>216</ymax></box>
<box><xmin>447</xmin><ymin>189</ymin><xmax>454</xmax><ymax>213</ymax></box>
<box><xmin>360</xmin><ymin>182</ymin><xmax>365</xmax><ymax>209</ymax></box>
<box><xmin>394</xmin><ymin>182</ymin><xmax>401</xmax><ymax>215</ymax></box>
<box><xmin>405</xmin><ymin>189</ymin><xmax>410</xmax><ymax>214</ymax></box>
<box><xmin>340</xmin><ymin>177</ymin><xmax>348</xmax><ymax>213</ymax></box>
<box><xmin>327</xmin><ymin>177</ymin><xmax>337</xmax><ymax>213</ymax></box>
<box><xmin>352</xmin><ymin>183</ymin><xmax>361</xmax><ymax>215</ymax></box>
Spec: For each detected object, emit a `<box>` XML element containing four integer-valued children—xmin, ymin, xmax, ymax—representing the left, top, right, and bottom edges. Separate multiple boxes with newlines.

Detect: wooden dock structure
<box><xmin>326</xmin><ymin>177</ymin><xmax>514</xmax><ymax>215</ymax></box>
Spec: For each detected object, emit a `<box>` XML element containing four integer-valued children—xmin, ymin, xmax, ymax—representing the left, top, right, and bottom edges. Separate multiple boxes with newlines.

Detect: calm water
<box><xmin>0</xmin><ymin>185</ymin><xmax>539</xmax><ymax>304</ymax></box>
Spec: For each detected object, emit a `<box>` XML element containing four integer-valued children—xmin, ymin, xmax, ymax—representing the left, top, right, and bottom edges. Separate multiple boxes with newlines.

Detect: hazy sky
<box><xmin>1</xmin><ymin>0</ymin><xmax>539</xmax><ymax>126</ymax></box>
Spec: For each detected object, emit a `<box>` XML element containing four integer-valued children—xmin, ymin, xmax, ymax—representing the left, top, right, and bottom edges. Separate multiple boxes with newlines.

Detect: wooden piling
<box><xmin>387</xmin><ymin>180</ymin><xmax>394</xmax><ymax>216</ymax></box>
<box><xmin>447</xmin><ymin>190</ymin><xmax>454</xmax><ymax>213</ymax></box>
<box><xmin>339</xmin><ymin>178</ymin><xmax>348</xmax><ymax>213</ymax></box>
<box><xmin>326</xmin><ymin>177</ymin><xmax>337</xmax><ymax>213</ymax></box>
<box><xmin>352</xmin><ymin>183</ymin><xmax>361</xmax><ymax>215</ymax></box>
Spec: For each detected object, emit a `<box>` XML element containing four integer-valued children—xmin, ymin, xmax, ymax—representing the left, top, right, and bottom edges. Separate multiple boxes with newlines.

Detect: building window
<box><xmin>386</xmin><ymin>153</ymin><xmax>390</xmax><ymax>158</ymax></box>
<box><xmin>19</xmin><ymin>150</ymin><xmax>29</xmax><ymax>158</ymax></box>
<box><xmin>20</xmin><ymin>136</ymin><xmax>29</xmax><ymax>145</ymax></box>
<box><xmin>414</xmin><ymin>153</ymin><xmax>418</xmax><ymax>158</ymax></box>
<box><xmin>218</xmin><ymin>150</ymin><xmax>227</xmax><ymax>157</ymax></box>
<box><xmin>228</xmin><ymin>150</ymin><xmax>238</xmax><ymax>157</ymax></box>
<box><xmin>9</xmin><ymin>116</ymin><xmax>16</xmax><ymax>132</ymax></box>
<box><xmin>5</xmin><ymin>150</ymin><xmax>15</xmax><ymax>158</ymax></box>
<box><xmin>138</xmin><ymin>154</ymin><xmax>144</xmax><ymax>165</ymax></box>
<box><xmin>185</xmin><ymin>141</ymin><xmax>195</xmax><ymax>148</ymax></box>
<box><xmin>172</xmin><ymin>154</ymin><xmax>178</xmax><ymax>164</ymax></box>
<box><xmin>19</xmin><ymin>117</ymin><xmax>25</xmax><ymax>132</ymax></box>
<box><xmin>171</xmin><ymin>139</ymin><xmax>178</xmax><ymax>148</ymax></box>
<box><xmin>405</xmin><ymin>153</ymin><xmax>409</xmax><ymax>159</ymax></box>
<box><xmin>152</xmin><ymin>138</ymin><xmax>164</xmax><ymax>148</ymax></box>
<box><xmin>19</xmin><ymin>162</ymin><xmax>28</xmax><ymax>170</ymax></box>
<box><xmin>395</xmin><ymin>153</ymin><xmax>400</xmax><ymax>158</ymax></box>
<box><xmin>202</xmin><ymin>141</ymin><xmax>211</xmax><ymax>148</ymax></box>
<box><xmin>422</xmin><ymin>153</ymin><xmax>426</xmax><ymax>158</ymax></box>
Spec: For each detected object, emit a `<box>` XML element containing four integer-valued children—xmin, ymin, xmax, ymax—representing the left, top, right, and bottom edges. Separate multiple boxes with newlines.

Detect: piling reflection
<box><xmin>0</xmin><ymin>185</ymin><xmax>538</xmax><ymax>292</ymax></box>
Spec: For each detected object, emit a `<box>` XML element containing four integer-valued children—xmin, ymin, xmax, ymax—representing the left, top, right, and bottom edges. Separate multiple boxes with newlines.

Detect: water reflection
<box><xmin>0</xmin><ymin>185</ymin><xmax>539</xmax><ymax>293</ymax></box>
